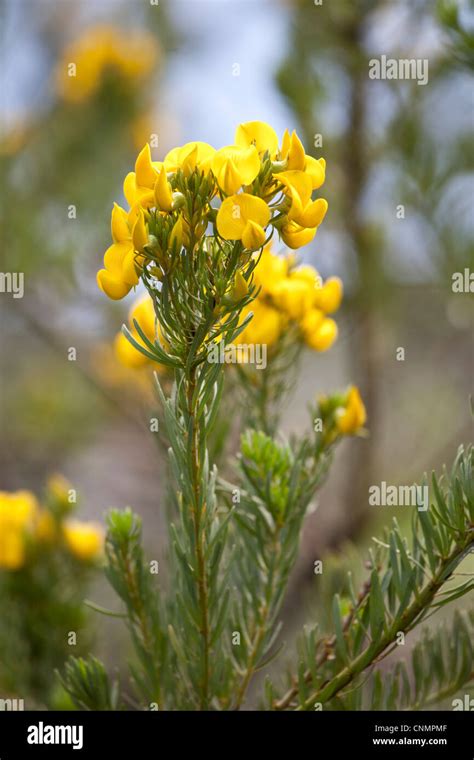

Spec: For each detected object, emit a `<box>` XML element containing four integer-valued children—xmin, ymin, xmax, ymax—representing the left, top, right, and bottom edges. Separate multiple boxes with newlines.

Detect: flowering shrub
<box><xmin>55</xmin><ymin>25</ymin><xmax>158</xmax><ymax>104</ymax></box>
<box><xmin>0</xmin><ymin>478</ymin><xmax>102</xmax><ymax>706</ymax></box>
<box><xmin>58</xmin><ymin>122</ymin><xmax>473</xmax><ymax>711</ymax></box>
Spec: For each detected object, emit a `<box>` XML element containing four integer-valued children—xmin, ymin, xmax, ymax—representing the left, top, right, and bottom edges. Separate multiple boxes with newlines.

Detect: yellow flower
<box><xmin>301</xmin><ymin>313</ymin><xmax>338</xmax><ymax>351</ymax></box>
<box><xmin>271</xmin><ymin>278</ymin><xmax>315</xmax><ymax>320</ymax></box>
<box><xmin>235</xmin><ymin>121</ymin><xmax>279</xmax><ymax>157</ymax></box>
<box><xmin>154</xmin><ymin>166</ymin><xmax>173</xmax><ymax>211</ymax></box>
<box><xmin>63</xmin><ymin>520</ymin><xmax>104</xmax><ymax>562</ymax></box>
<box><xmin>230</xmin><ymin>271</ymin><xmax>249</xmax><ymax>302</ymax></box>
<box><xmin>280</xmin><ymin>220</ymin><xmax>317</xmax><ymax>249</ymax></box>
<box><xmin>252</xmin><ymin>246</ymin><xmax>289</xmax><ymax>297</ymax></box>
<box><xmin>234</xmin><ymin>301</ymin><xmax>283</xmax><ymax>348</ymax></box>
<box><xmin>278</xmin><ymin>170</ymin><xmax>328</xmax><ymax>228</ymax></box>
<box><xmin>217</xmin><ymin>193</ymin><xmax>270</xmax><ymax>249</ymax></box>
<box><xmin>280</xmin><ymin>130</ymin><xmax>326</xmax><ymax>189</ymax></box>
<box><xmin>98</xmin><ymin>202</ymin><xmax>148</xmax><ymax>300</ymax></box>
<box><xmin>122</xmin><ymin>145</ymin><xmax>162</xmax><ymax>208</ymax></box>
<box><xmin>55</xmin><ymin>25</ymin><xmax>158</xmax><ymax>104</ymax></box>
<box><xmin>314</xmin><ymin>276</ymin><xmax>343</xmax><ymax>314</ymax></box>
<box><xmin>211</xmin><ymin>145</ymin><xmax>261</xmax><ymax>195</ymax></box>
<box><xmin>164</xmin><ymin>141</ymin><xmax>215</xmax><ymax>176</ymax></box>
<box><xmin>0</xmin><ymin>491</ymin><xmax>38</xmax><ymax>570</ymax></box>
<box><xmin>97</xmin><ymin>240</ymin><xmax>139</xmax><ymax>300</ymax></box>
<box><xmin>336</xmin><ymin>386</ymin><xmax>367</xmax><ymax>435</ymax></box>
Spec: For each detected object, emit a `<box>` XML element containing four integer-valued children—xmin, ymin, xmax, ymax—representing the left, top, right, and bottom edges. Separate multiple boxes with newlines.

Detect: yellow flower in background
<box><xmin>55</xmin><ymin>25</ymin><xmax>158</xmax><ymax>104</ymax></box>
<box><xmin>212</xmin><ymin>145</ymin><xmax>261</xmax><ymax>195</ymax></box>
<box><xmin>234</xmin><ymin>301</ymin><xmax>284</xmax><ymax>348</ymax></box>
<box><xmin>235</xmin><ymin>121</ymin><xmax>280</xmax><ymax>157</ymax></box>
<box><xmin>114</xmin><ymin>292</ymin><xmax>168</xmax><ymax>369</ymax></box>
<box><xmin>164</xmin><ymin>141</ymin><xmax>216</xmax><ymax>176</ymax></box>
<box><xmin>302</xmin><ymin>314</ymin><xmax>338</xmax><ymax>352</ymax></box>
<box><xmin>217</xmin><ymin>194</ymin><xmax>270</xmax><ymax>249</ymax></box>
<box><xmin>63</xmin><ymin>521</ymin><xmax>104</xmax><ymax>562</ymax></box>
<box><xmin>336</xmin><ymin>387</ymin><xmax>367</xmax><ymax>434</ymax></box>
<box><xmin>314</xmin><ymin>276</ymin><xmax>343</xmax><ymax>314</ymax></box>
<box><xmin>0</xmin><ymin>491</ymin><xmax>38</xmax><ymax>570</ymax></box>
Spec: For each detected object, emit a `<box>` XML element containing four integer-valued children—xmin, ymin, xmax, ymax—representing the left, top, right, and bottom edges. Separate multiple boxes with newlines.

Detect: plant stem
<box><xmin>234</xmin><ymin>531</ymin><xmax>282</xmax><ymax>709</ymax></box>
<box><xmin>121</xmin><ymin>546</ymin><xmax>162</xmax><ymax>710</ymax></box>
<box><xmin>187</xmin><ymin>366</ymin><xmax>211</xmax><ymax>709</ymax></box>
<box><xmin>282</xmin><ymin>534</ymin><xmax>473</xmax><ymax>711</ymax></box>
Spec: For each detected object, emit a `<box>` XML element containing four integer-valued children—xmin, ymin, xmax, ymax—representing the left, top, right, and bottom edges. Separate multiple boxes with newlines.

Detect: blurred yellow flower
<box><xmin>55</xmin><ymin>25</ymin><xmax>159</xmax><ymax>103</ymax></box>
<box><xmin>0</xmin><ymin>491</ymin><xmax>38</xmax><ymax>569</ymax></box>
<box><xmin>336</xmin><ymin>386</ymin><xmax>367</xmax><ymax>435</ymax></box>
<box><xmin>236</xmin><ymin>301</ymin><xmax>284</xmax><ymax>348</ymax></box>
<box><xmin>63</xmin><ymin>521</ymin><xmax>104</xmax><ymax>562</ymax></box>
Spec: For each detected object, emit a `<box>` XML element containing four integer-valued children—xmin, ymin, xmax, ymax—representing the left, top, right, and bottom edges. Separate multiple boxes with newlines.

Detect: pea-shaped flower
<box><xmin>217</xmin><ymin>193</ymin><xmax>270</xmax><ymax>250</ymax></box>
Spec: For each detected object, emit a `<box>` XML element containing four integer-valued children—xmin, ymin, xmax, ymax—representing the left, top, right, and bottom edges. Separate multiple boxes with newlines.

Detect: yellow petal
<box><xmin>154</xmin><ymin>166</ymin><xmax>173</xmax><ymax>211</ymax></box>
<box><xmin>96</xmin><ymin>269</ymin><xmax>131</xmax><ymax>300</ymax></box>
<box><xmin>242</xmin><ymin>220</ymin><xmax>266</xmax><ymax>249</ymax></box>
<box><xmin>286</xmin><ymin>130</ymin><xmax>306</xmax><ymax>170</ymax></box>
<box><xmin>272</xmin><ymin>278</ymin><xmax>314</xmax><ymax>320</ymax></box>
<box><xmin>280</xmin><ymin>221</ymin><xmax>317</xmax><ymax>249</ymax></box>
<box><xmin>217</xmin><ymin>193</ymin><xmax>270</xmax><ymax>240</ymax></box>
<box><xmin>164</xmin><ymin>141</ymin><xmax>216</xmax><ymax>175</ymax></box>
<box><xmin>123</xmin><ymin>172</ymin><xmax>137</xmax><ymax>206</ymax></box>
<box><xmin>235</xmin><ymin>121</ymin><xmax>279</xmax><ymax>156</ymax></box>
<box><xmin>132</xmin><ymin>210</ymin><xmax>148</xmax><ymax>251</ymax></box>
<box><xmin>236</xmin><ymin>302</ymin><xmax>282</xmax><ymax>347</ymax></box>
<box><xmin>278</xmin><ymin>170</ymin><xmax>313</xmax><ymax>208</ymax></box>
<box><xmin>130</xmin><ymin>293</ymin><xmax>156</xmax><ymax>340</ymax></box>
<box><xmin>111</xmin><ymin>202</ymin><xmax>130</xmax><ymax>243</ymax></box>
<box><xmin>298</xmin><ymin>198</ymin><xmax>328</xmax><ymax>228</ymax></box>
<box><xmin>337</xmin><ymin>386</ymin><xmax>367</xmax><ymax>434</ymax></box>
<box><xmin>169</xmin><ymin>215</ymin><xmax>184</xmax><ymax>249</ymax></box>
<box><xmin>122</xmin><ymin>249</ymin><xmax>140</xmax><ymax>286</ymax></box>
<box><xmin>114</xmin><ymin>331</ymin><xmax>149</xmax><ymax>368</ymax></box>
<box><xmin>212</xmin><ymin>145</ymin><xmax>260</xmax><ymax>194</ymax></box>
<box><xmin>306</xmin><ymin>317</ymin><xmax>338</xmax><ymax>351</ymax></box>
<box><xmin>135</xmin><ymin>143</ymin><xmax>158</xmax><ymax>188</ymax></box>
<box><xmin>63</xmin><ymin>520</ymin><xmax>103</xmax><ymax>561</ymax></box>
<box><xmin>305</xmin><ymin>155</ymin><xmax>326</xmax><ymax>189</ymax></box>
<box><xmin>103</xmin><ymin>241</ymin><xmax>133</xmax><ymax>276</ymax></box>
<box><xmin>315</xmin><ymin>277</ymin><xmax>343</xmax><ymax>314</ymax></box>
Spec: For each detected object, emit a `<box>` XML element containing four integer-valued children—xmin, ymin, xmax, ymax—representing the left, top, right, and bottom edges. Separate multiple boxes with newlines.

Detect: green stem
<box><xmin>187</xmin><ymin>366</ymin><xmax>211</xmax><ymax>710</ymax></box>
<box><xmin>234</xmin><ymin>531</ymin><xmax>282</xmax><ymax>709</ymax></box>
<box><xmin>121</xmin><ymin>546</ymin><xmax>162</xmax><ymax>710</ymax></box>
<box><xmin>293</xmin><ymin>534</ymin><xmax>473</xmax><ymax>711</ymax></box>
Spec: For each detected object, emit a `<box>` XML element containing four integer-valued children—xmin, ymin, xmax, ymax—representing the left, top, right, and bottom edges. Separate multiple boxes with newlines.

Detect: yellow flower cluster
<box><xmin>56</xmin><ymin>25</ymin><xmax>158</xmax><ymax>103</ymax></box>
<box><xmin>0</xmin><ymin>485</ymin><xmax>103</xmax><ymax>570</ymax></box>
<box><xmin>97</xmin><ymin>120</ymin><xmax>328</xmax><ymax>301</ymax></box>
<box><xmin>235</xmin><ymin>247</ymin><xmax>342</xmax><ymax>352</ymax></box>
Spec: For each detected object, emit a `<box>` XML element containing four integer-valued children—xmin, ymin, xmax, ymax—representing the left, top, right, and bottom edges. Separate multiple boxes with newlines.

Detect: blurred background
<box><xmin>1</xmin><ymin>0</ymin><xmax>473</xmax><ymax>702</ymax></box>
